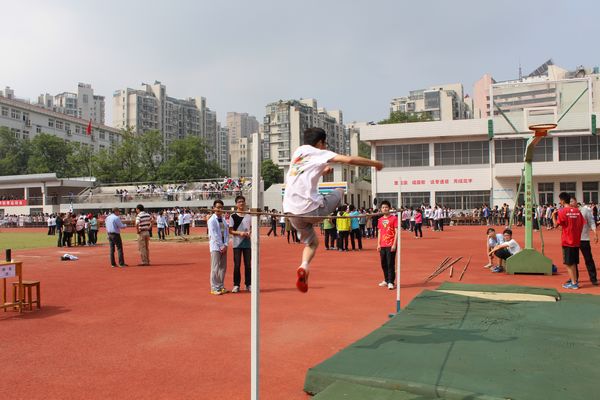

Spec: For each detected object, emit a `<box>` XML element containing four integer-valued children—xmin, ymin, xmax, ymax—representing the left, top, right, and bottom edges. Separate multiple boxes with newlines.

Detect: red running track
<box><xmin>0</xmin><ymin>225</ymin><xmax>598</xmax><ymax>399</ymax></box>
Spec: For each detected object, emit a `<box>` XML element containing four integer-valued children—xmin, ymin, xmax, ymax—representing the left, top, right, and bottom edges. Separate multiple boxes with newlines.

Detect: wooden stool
<box><xmin>12</xmin><ymin>281</ymin><xmax>41</xmax><ymax>311</ymax></box>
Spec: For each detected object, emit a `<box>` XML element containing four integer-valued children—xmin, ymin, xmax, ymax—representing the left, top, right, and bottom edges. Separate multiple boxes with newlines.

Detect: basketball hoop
<box><xmin>529</xmin><ymin>123</ymin><xmax>557</xmax><ymax>137</ymax></box>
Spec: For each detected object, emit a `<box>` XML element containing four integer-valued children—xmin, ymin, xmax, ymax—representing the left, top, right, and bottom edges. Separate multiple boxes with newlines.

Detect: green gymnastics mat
<box><xmin>305</xmin><ymin>285</ymin><xmax>600</xmax><ymax>400</ymax></box>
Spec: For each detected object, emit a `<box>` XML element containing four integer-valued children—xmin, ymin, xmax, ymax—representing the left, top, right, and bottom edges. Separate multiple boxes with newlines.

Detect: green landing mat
<box><xmin>305</xmin><ymin>286</ymin><xmax>600</xmax><ymax>400</ymax></box>
<box><xmin>313</xmin><ymin>381</ymin><xmax>440</xmax><ymax>400</ymax></box>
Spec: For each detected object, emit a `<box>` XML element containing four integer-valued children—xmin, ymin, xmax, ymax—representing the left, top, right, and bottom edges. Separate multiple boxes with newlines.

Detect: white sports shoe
<box><xmin>231</xmin><ymin>286</ymin><xmax>240</xmax><ymax>293</ymax></box>
<box><xmin>387</xmin><ymin>283</ymin><xmax>394</xmax><ymax>290</ymax></box>
<box><xmin>378</xmin><ymin>281</ymin><xmax>387</xmax><ymax>287</ymax></box>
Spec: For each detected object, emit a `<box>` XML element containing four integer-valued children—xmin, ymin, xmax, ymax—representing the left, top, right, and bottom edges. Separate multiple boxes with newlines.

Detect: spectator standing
<box><xmin>62</xmin><ymin>213</ymin><xmax>74</xmax><ymax>247</ymax></box>
<box><xmin>349</xmin><ymin>205</ymin><xmax>362</xmax><ymax>250</ymax></box>
<box><xmin>229</xmin><ymin>195</ymin><xmax>252</xmax><ymax>293</ymax></box>
<box><xmin>336</xmin><ymin>207</ymin><xmax>351</xmax><ymax>251</ymax></box>
<box><xmin>76</xmin><ymin>216</ymin><xmax>86</xmax><ymax>246</ymax></box>
<box><xmin>89</xmin><ymin>214</ymin><xmax>98</xmax><ymax>245</ymax></box>
<box><xmin>553</xmin><ymin>192</ymin><xmax>585</xmax><ymax>289</ymax></box>
<box><xmin>414</xmin><ymin>208</ymin><xmax>423</xmax><ymax>238</ymax></box>
<box><xmin>56</xmin><ymin>213</ymin><xmax>64</xmax><ymax>247</ymax></box>
<box><xmin>135</xmin><ymin>204</ymin><xmax>152</xmax><ymax>266</ymax></box>
<box><xmin>323</xmin><ymin>214</ymin><xmax>336</xmax><ymax>249</ymax></box>
<box><xmin>157</xmin><ymin>211</ymin><xmax>167</xmax><ymax>241</ymax></box>
<box><xmin>105</xmin><ymin>208</ymin><xmax>127</xmax><ymax>268</ymax></box>
<box><xmin>571</xmin><ymin>197</ymin><xmax>598</xmax><ymax>286</ymax></box>
<box><xmin>208</xmin><ymin>199</ymin><xmax>229</xmax><ymax>295</ymax></box>
<box><xmin>377</xmin><ymin>200</ymin><xmax>398</xmax><ymax>290</ymax></box>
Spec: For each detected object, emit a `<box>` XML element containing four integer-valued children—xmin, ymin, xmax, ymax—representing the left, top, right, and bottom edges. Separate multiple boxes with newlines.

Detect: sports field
<box><xmin>0</xmin><ymin>225</ymin><xmax>598</xmax><ymax>399</ymax></box>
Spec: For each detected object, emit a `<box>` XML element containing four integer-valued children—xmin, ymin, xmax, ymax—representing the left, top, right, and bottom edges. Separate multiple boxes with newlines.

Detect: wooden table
<box><xmin>1</xmin><ymin>261</ymin><xmax>23</xmax><ymax>313</ymax></box>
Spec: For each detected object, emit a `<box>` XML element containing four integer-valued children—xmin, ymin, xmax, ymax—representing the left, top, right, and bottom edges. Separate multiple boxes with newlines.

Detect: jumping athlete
<box><xmin>283</xmin><ymin>127</ymin><xmax>384</xmax><ymax>292</ymax></box>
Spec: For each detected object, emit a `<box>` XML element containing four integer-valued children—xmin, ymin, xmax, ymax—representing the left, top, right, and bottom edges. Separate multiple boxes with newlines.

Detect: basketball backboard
<box><xmin>489</xmin><ymin>78</ymin><xmax>592</xmax><ymax>136</ymax></box>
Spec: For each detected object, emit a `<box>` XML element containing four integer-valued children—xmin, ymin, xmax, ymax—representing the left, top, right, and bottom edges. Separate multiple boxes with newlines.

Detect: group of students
<box><xmin>206</xmin><ymin>196</ymin><xmax>253</xmax><ymax>295</ymax></box>
<box><xmin>485</xmin><ymin>192</ymin><xmax>598</xmax><ymax>289</ymax></box>
<box><xmin>51</xmin><ymin>212</ymin><xmax>100</xmax><ymax>247</ymax></box>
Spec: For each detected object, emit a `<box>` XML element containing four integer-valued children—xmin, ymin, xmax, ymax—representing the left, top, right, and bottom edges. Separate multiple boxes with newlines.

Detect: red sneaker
<box><xmin>296</xmin><ymin>267</ymin><xmax>309</xmax><ymax>293</ymax></box>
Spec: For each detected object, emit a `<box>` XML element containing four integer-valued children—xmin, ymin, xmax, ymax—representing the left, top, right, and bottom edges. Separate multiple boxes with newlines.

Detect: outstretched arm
<box><xmin>330</xmin><ymin>155</ymin><xmax>384</xmax><ymax>170</ymax></box>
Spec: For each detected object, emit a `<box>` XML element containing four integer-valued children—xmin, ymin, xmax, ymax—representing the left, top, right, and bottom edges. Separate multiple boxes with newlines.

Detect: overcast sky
<box><xmin>3</xmin><ymin>0</ymin><xmax>598</xmax><ymax>125</ymax></box>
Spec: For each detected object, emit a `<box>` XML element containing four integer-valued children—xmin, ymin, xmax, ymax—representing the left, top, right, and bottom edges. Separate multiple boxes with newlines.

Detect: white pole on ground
<box><xmin>250</xmin><ymin>132</ymin><xmax>261</xmax><ymax>400</ymax></box>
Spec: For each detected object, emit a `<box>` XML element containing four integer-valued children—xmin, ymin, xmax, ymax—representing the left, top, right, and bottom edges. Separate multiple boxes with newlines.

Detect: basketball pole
<box><xmin>250</xmin><ymin>132</ymin><xmax>261</xmax><ymax>400</ymax></box>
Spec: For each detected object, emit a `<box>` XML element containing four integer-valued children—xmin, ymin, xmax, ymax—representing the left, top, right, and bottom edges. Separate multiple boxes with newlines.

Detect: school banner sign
<box><xmin>0</xmin><ymin>200</ymin><xmax>28</xmax><ymax>206</ymax></box>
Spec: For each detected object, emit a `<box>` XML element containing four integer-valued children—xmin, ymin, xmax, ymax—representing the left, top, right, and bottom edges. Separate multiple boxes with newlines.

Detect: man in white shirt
<box><xmin>489</xmin><ymin>228</ymin><xmax>521</xmax><ymax>273</ymax></box>
<box><xmin>571</xmin><ymin>197</ymin><xmax>598</xmax><ymax>285</ymax></box>
<box><xmin>283</xmin><ymin>127</ymin><xmax>383</xmax><ymax>292</ymax></box>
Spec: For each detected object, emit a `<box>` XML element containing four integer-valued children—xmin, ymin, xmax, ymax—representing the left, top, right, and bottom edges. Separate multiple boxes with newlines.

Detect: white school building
<box><xmin>362</xmin><ymin>118</ymin><xmax>600</xmax><ymax>210</ymax></box>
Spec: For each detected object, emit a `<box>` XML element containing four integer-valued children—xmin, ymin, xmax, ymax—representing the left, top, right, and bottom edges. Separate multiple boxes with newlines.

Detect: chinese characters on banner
<box><xmin>0</xmin><ymin>200</ymin><xmax>28</xmax><ymax>206</ymax></box>
<box><xmin>393</xmin><ymin>178</ymin><xmax>474</xmax><ymax>186</ymax></box>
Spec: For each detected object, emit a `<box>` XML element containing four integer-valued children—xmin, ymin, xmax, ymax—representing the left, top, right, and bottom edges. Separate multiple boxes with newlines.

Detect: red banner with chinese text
<box><xmin>0</xmin><ymin>200</ymin><xmax>28</xmax><ymax>206</ymax></box>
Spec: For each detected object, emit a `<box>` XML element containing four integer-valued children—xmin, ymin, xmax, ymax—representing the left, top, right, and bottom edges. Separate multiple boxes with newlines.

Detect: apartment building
<box><xmin>112</xmin><ymin>81</ymin><xmax>218</xmax><ymax>153</ymax></box>
<box><xmin>227</xmin><ymin>112</ymin><xmax>259</xmax><ymax>177</ymax></box>
<box><xmin>0</xmin><ymin>95</ymin><xmax>120</xmax><ymax>151</ymax></box>
<box><xmin>216</xmin><ymin>123</ymin><xmax>230</xmax><ymax>174</ymax></box>
<box><xmin>390</xmin><ymin>83</ymin><xmax>470</xmax><ymax>121</ymax></box>
<box><xmin>35</xmin><ymin>83</ymin><xmax>106</xmax><ymax>124</ymax></box>
<box><xmin>263</xmin><ymin>98</ymin><xmax>348</xmax><ymax>167</ymax></box>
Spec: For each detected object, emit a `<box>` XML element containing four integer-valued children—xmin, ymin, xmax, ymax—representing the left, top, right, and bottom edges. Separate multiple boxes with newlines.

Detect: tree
<box><xmin>114</xmin><ymin>127</ymin><xmax>144</xmax><ymax>182</ymax></box>
<box><xmin>261</xmin><ymin>159</ymin><xmax>283</xmax><ymax>190</ymax></box>
<box><xmin>67</xmin><ymin>142</ymin><xmax>94</xmax><ymax>178</ymax></box>
<box><xmin>158</xmin><ymin>136</ymin><xmax>224</xmax><ymax>181</ymax></box>
<box><xmin>137</xmin><ymin>130</ymin><xmax>164</xmax><ymax>182</ymax></box>
<box><xmin>92</xmin><ymin>148</ymin><xmax>121</xmax><ymax>183</ymax></box>
<box><xmin>378</xmin><ymin>111</ymin><xmax>433</xmax><ymax>125</ymax></box>
<box><xmin>0</xmin><ymin>127</ymin><xmax>29</xmax><ymax>176</ymax></box>
<box><xmin>28</xmin><ymin>133</ymin><xmax>72</xmax><ymax>177</ymax></box>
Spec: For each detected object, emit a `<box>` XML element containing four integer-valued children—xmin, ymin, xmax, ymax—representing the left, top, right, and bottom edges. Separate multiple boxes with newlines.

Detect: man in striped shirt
<box><xmin>135</xmin><ymin>204</ymin><xmax>152</xmax><ymax>266</ymax></box>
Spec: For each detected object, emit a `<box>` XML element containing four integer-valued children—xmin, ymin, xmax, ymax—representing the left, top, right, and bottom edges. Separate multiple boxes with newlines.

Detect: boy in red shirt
<box><xmin>377</xmin><ymin>200</ymin><xmax>398</xmax><ymax>290</ymax></box>
<box><xmin>553</xmin><ymin>192</ymin><xmax>585</xmax><ymax>289</ymax></box>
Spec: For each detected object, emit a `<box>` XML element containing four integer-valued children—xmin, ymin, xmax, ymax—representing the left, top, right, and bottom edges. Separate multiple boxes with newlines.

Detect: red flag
<box><xmin>86</xmin><ymin>120</ymin><xmax>92</xmax><ymax>135</ymax></box>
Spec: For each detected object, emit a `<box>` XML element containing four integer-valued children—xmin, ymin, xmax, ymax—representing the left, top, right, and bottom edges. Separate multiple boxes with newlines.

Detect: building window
<box><xmin>48</xmin><ymin>118</ymin><xmax>54</xmax><ymax>127</ymax></box>
<box><xmin>36</xmin><ymin>126</ymin><xmax>42</xmax><ymax>133</ymax></box>
<box><xmin>434</xmin><ymin>141</ymin><xmax>489</xmax><ymax>165</ymax></box>
<box><xmin>376</xmin><ymin>143</ymin><xmax>429</xmax><ymax>167</ymax></box>
<box><xmin>495</xmin><ymin>138</ymin><xmax>552</xmax><ymax>163</ymax></box>
<box><xmin>56</xmin><ymin>120</ymin><xmax>64</xmax><ymax>130</ymax></box>
<box><xmin>582</xmin><ymin>181</ymin><xmax>599</xmax><ymax>204</ymax></box>
<box><xmin>1</xmin><ymin>106</ymin><xmax>8</xmax><ymax>117</ymax></box>
<box><xmin>559</xmin><ymin>182</ymin><xmax>576</xmax><ymax>198</ymax></box>
<box><xmin>99</xmin><ymin>132</ymin><xmax>106</xmax><ymax>140</ymax></box>
<box><xmin>559</xmin><ymin>136</ymin><xmax>600</xmax><ymax>161</ymax></box>
<box><xmin>375</xmin><ymin>192</ymin><xmax>400</xmax><ymax>209</ymax></box>
<box><xmin>401</xmin><ymin>192</ymin><xmax>430</xmax><ymax>207</ymax></box>
<box><xmin>11</xmin><ymin>109</ymin><xmax>21</xmax><ymax>120</ymax></box>
<box><xmin>538</xmin><ymin>183</ymin><xmax>554</xmax><ymax>205</ymax></box>
<box><xmin>434</xmin><ymin>190</ymin><xmax>491</xmax><ymax>210</ymax></box>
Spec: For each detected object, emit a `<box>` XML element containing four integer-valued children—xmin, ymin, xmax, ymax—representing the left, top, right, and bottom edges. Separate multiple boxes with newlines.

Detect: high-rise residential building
<box><xmin>216</xmin><ymin>123</ymin><xmax>230</xmax><ymax>175</ymax></box>
<box><xmin>112</xmin><ymin>81</ymin><xmax>218</xmax><ymax>155</ymax></box>
<box><xmin>36</xmin><ymin>83</ymin><xmax>105</xmax><ymax>124</ymax></box>
<box><xmin>389</xmin><ymin>83</ymin><xmax>470</xmax><ymax>121</ymax></box>
<box><xmin>263</xmin><ymin>98</ymin><xmax>347</xmax><ymax>168</ymax></box>
<box><xmin>227</xmin><ymin>112</ymin><xmax>259</xmax><ymax>178</ymax></box>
